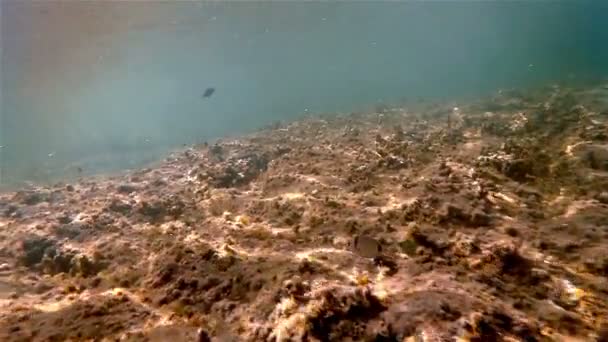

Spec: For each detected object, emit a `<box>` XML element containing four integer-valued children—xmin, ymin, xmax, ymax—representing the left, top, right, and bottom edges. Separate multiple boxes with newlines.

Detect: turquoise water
<box><xmin>1</xmin><ymin>1</ymin><xmax>606</xmax><ymax>185</ymax></box>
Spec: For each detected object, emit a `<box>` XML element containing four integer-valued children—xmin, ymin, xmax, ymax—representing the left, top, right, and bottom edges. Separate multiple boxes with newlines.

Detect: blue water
<box><xmin>1</xmin><ymin>1</ymin><xmax>607</xmax><ymax>185</ymax></box>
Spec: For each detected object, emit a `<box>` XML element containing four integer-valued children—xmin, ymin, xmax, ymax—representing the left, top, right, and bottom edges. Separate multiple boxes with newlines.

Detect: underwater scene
<box><xmin>1</xmin><ymin>1</ymin><xmax>608</xmax><ymax>341</ymax></box>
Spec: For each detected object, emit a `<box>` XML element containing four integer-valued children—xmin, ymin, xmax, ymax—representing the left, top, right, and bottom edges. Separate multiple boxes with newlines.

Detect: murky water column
<box><xmin>0</xmin><ymin>1</ymin><xmax>598</xmax><ymax>187</ymax></box>
<box><xmin>0</xmin><ymin>0</ymin><xmax>4</xmax><ymax>187</ymax></box>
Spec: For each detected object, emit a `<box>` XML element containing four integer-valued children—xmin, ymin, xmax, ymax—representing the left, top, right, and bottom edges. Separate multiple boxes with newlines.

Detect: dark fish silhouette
<box><xmin>202</xmin><ymin>88</ymin><xmax>216</xmax><ymax>98</ymax></box>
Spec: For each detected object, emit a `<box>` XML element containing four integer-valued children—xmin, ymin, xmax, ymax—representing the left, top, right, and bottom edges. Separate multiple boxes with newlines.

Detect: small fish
<box><xmin>353</xmin><ymin>235</ymin><xmax>382</xmax><ymax>258</ymax></box>
<box><xmin>202</xmin><ymin>87</ymin><xmax>216</xmax><ymax>98</ymax></box>
<box><xmin>197</xmin><ymin>328</ymin><xmax>211</xmax><ymax>342</ymax></box>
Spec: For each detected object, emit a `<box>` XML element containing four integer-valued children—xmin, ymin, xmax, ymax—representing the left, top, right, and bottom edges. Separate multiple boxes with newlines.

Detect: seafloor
<box><xmin>1</xmin><ymin>83</ymin><xmax>608</xmax><ymax>341</ymax></box>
